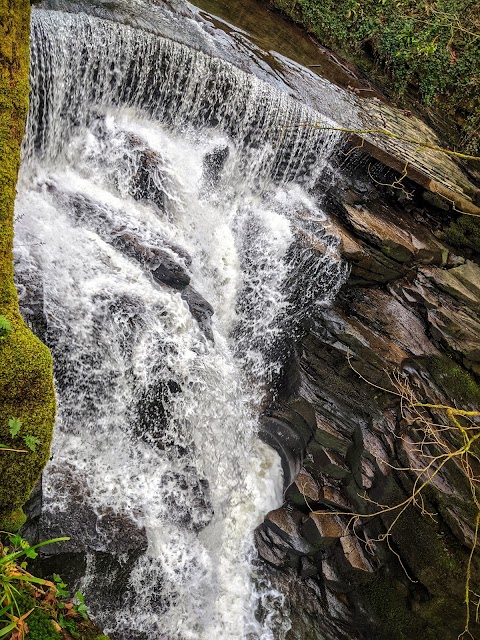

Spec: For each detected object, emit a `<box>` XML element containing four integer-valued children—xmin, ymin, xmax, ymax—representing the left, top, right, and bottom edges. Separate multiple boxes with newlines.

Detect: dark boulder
<box><xmin>181</xmin><ymin>285</ymin><xmax>214</xmax><ymax>341</ymax></box>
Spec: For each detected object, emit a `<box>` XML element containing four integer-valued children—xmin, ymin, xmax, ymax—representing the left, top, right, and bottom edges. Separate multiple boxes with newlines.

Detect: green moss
<box><xmin>442</xmin><ymin>215</ymin><xmax>480</xmax><ymax>256</ymax></box>
<box><xmin>358</xmin><ymin>474</ymin><xmax>472</xmax><ymax>639</ymax></box>
<box><xmin>74</xmin><ymin>621</ymin><xmax>111</xmax><ymax>640</ymax></box>
<box><xmin>15</xmin><ymin>591</ymin><xmax>62</xmax><ymax>640</ymax></box>
<box><xmin>380</xmin><ymin>242</ymin><xmax>412</xmax><ymax>263</ymax></box>
<box><xmin>425</xmin><ymin>355</ymin><xmax>480</xmax><ymax>406</ymax></box>
<box><xmin>0</xmin><ymin>507</ymin><xmax>27</xmax><ymax>532</ymax></box>
<box><xmin>0</xmin><ymin>1</ymin><xmax>56</xmax><ymax>530</ymax></box>
<box><xmin>361</xmin><ymin>572</ymin><xmax>419</xmax><ymax>640</ymax></box>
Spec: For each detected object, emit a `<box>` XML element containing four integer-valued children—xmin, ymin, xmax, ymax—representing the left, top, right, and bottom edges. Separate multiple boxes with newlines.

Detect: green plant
<box><xmin>20</xmin><ymin>436</ymin><xmax>41</xmax><ymax>454</ymax></box>
<box><xmin>0</xmin><ymin>318</ymin><xmax>12</xmax><ymax>342</ymax></box>
<box><xmin>0</xmin><ymin>535</ymin><xmax>69</xmax><ymax>638</ymax></box>
<box><xmin>58</xmin><ymin>613</ymin><xmax>76</xmax><ymax>635</ymax></box>
<box><xmin>0</xmin><ymin>419</ymin><xmax>42</xmax><ymax>455</ymax></box>
<box><xmin>74</xmin><ymin>592</ymin><xmax>88</xmax><ymax>621</ymax></box>
<box><xmin>52</xmin><ymin>574</ymin><xmax>69</xmax><ymax>599</ymax></box>
<box><xmin>7</xmin><ymin>421</ymin><xmax>21</xmax><ymax>439</ymax></box>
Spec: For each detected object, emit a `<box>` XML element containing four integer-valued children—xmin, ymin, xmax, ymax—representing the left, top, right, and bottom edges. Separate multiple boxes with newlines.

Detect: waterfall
<box><xmin>14</xmin><ymin>7</ymin><xmax>347</xmax><ymax>639</ymax></box>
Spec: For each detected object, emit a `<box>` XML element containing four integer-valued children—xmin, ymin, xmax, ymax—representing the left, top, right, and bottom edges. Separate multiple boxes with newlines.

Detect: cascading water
<box><xmin>14</xmin><ymin>6</ymin><xmax>347</xmax><ymax>639</ymax></box>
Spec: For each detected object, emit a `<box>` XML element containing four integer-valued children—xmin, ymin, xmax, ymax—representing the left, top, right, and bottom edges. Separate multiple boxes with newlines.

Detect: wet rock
<box><xmin>263</xmin><ymin>508</ymin><xmax>315</xmax><ymax>556</ymax></box>
<box><xmin>113</xmin><ymin>231</ymin><xmax>191</xmax><ymax>290</ymax></box>
<box><xmin>130</xmin><ymin>148</ymin><xmax>168</xmax><ymax>211</ymax></box>
<box><xmin>23</xmin><ymin>464</ymin><xmax>148</xmax><ymax>607</ymax></box>
<box><xmin>151</xmin><ymin>257</ymin><xmax>191</xmax><ymax>289</ymax></box>
<box><xmin>315</xmin><ymin>306</ymin><xmax>409</xmax><ymax>368</ymax></box>
<box><xmin>255</xmin><ymin>527</ymin><xmax>291</xmax><ymax>568</ymax></box>
<box><xmin>20</xmin><ymin>480</ymin><xmax>43</xmax><ymax>542</ymax></box>
<box><xmin>339</xmin><ymin>535</ymin><xmax>374</xmax><ymax>574</ymax></box>
<box><xmin>267</xmin><ymin>405</ymin><xmax>314</xmax><ymax>448</ymax></box>
<box><xmin>314</xmin><ymin>416</ymin><xmax>351</xmax><ymax>456</ymax></box>
<box><xmin>392</xmin><ymin>271</ymin><xmax>480</xmax><ymax>367</ymax></box>
<box><xmin>318</xmin><ymin>485</ymin><xmax>353</xmax><ymax>512</ymax></box>
<box><xmin>285</xmin><ymin>469</ymin><xmax>321</xmax><ymax>507</ymax></box>
<box><xmin>321</xmin><ymin>555</ymin><xmax>346</xmax><ymax>592</ymax></box>
<box><xmin>343</xmin><ymin>202</ymin><xmax>446</xmax><ymax>265</ymax></box>
<box><xmin>300</xmin><ymin>555</ymin><xmax>319</xmax><ymax>578</ymax></box>
<box><xmin>203</xmin><ymin>145</ymin><xmax>229</xmax><ymax>184</ymax></box>
<box><xmin>450</xmin><ymin>260</ymin><xmax>480</xmax><ymax>300</ymax></box>
<box><xmin>305</xmin><ymin>441</ymin><xmax>352</xmax><ymax>481</ymax></box>
<box><xmin>265</xmin><ymin>568</ymin><xmax>356</xmax><ymax>640</ymax></box>
<box><xmin>419</xmin><ymin>265</ymin><xmax>480</xmax><ymax>313</ymax></box>
<box><xmin>288</xmin><ymin>397</ymin><xmax>318</xmax><ymax>432</ymax></box>
<box><xmin>14</xmin><ymin>261</ymin><xmax>48</xmax><ymax>342</ymax></box>
<box><xmin>442</xmin><ymin>504</ymin><xmax>476</xmax><ymax>548</ymax></box>
<box><xmin>358</xmin><ymin>457</ymin><xmax>376</xmax><ymax>489</ymax></box>
<box><xmin>259</xmin><ymin>414</ymin><xmax>308</xmax><ymax>489</ymax></box>
<box><xmin>350</xmin><ymin>288</ymin><xmax>439</xmax><ymax>358</ymax></box>
<box><xmin>324</xmin><ymin>217</ymin><xmax>369</xmax><ymax>263</ymax></box>
<box><xmin>181</xmin><ymin>285</ymin><xmax>214</xmax><ymax>340</ymax></box>
<box><xmin>302</xmin><ymin>512</ymin><xmax>347</xmax><ymax>549</ymax></box>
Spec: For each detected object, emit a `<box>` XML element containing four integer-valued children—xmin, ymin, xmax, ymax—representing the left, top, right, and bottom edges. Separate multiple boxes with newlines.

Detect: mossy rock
<box><xmin>359</xmin><ymin>474</ymin><xmax>475</xmax><ymax>639</ymax></box>
<box><xmin>74</xmin><ymin>620</ymin><xmax>111</xmax><ymax>640</ymax></box>
<box><xmin>424</xmin><ymin>354</ymin><xmax>480</xmax><ymax>407</ymax></box>
<box><xmin>442</xmin><ymin>215</ymin><xmax>480</xmax><ymax>257</ymax></box>
<box><xmin>15</xmin><ymin>590</ymin><xmax>62</xmax><ymax>640</ymax></box>
<box><xmin>0</xmin><ymin>315</ymin><xmax>56</xmax><ymax>529</ymax></box>
<box><xmin>0</xmin><ymin>0</ymin><xmax>56</xmax><ymax>530</ymax></box>
<box><xmin>0</xmin><ymin>506</ymin><xmax>27</xmax><ymax>532</ymax></box>
<box><xmin>14</xmin><ymin>585</ymin><xmax>110</xmax><ymax>640</ymax></box>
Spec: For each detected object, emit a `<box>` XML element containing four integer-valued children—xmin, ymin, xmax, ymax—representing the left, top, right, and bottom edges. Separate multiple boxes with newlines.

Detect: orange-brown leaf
<box><xmin>448</xmin><ymin>45</ymin><xmax>457</xmax><ymax>65</ymax></box>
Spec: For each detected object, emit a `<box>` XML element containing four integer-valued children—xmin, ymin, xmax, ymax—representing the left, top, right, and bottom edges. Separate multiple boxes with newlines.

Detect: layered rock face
<box><xmin>257</xmin><ymin>151</ymin><xmax>480</xmax><ymax>640</ymax></box>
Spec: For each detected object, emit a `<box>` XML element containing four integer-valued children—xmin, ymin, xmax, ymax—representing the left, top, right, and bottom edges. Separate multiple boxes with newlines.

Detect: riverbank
<box><xmin>266</xmin><ymin>0</ymin><xmax>480</xmax><ymax>159</ymax></box>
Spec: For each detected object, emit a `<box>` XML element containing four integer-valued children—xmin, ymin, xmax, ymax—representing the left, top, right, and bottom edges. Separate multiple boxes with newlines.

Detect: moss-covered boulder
<box><xmin>0</xmin><ymin>0</ymin><xmax>56</xmax><ymax>530</ymax></box>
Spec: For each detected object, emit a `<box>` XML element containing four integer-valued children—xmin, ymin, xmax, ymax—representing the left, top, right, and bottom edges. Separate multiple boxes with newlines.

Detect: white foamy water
<box><xmin>14</xmin><ymin>7</ymin><xmax>347</xmax><ymax>639</ymax></box>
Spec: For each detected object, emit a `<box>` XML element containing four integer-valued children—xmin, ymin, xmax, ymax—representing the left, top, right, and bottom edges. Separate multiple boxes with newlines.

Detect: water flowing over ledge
<box><xmin>15</xmin><ymin>6</ymin><xmax>347</xmax><ymax>640</ymax></box>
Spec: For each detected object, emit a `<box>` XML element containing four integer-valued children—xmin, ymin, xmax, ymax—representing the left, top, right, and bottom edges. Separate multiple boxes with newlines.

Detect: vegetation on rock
<box><xmin>268</xmin><ymin>0</ymin><xmax>480</xmax><ymax>154</ymax></box>
<box><xmin>0</xmin><ymin>534</ymin><xmax>110</xmax><ymax>640</ymax></box>
<box><xmin>442</xmin><ymin>215</ymin><xmax>480</xmax><ymax>257</ymax></box>
<box><xmin>311</xmin><ymin>357</ymin><xmax>480</xmax><ymax>638</ymax></box>
<box><xmin>0</xmin><ymin>0</ymin><xmax>56</xmax><ymax>530</ymax></box>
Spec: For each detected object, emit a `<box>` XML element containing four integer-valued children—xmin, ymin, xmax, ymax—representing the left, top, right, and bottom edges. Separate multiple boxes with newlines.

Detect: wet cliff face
<box><xmin>256</xmin><ymin>151</ymin><xmax>480</xmax><ymax>640</ymax></box>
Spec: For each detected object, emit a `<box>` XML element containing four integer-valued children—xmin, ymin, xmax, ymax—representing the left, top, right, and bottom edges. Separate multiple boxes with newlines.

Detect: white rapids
<box><xmin>14</xmin><ymin>7</ymin><xmax>347</xmax><ymax>640</ymax></box>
